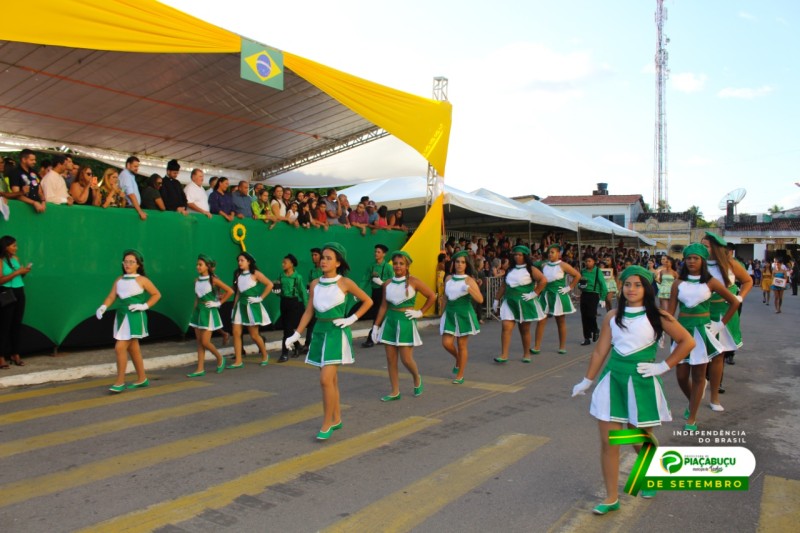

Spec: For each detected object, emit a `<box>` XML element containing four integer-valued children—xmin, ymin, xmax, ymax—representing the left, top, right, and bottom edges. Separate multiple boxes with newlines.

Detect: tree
<box><xmin>656</xmin><ymin>200</ymin><xmax>671</xmax><ymax>213</ymax></box>
<box><xmin>768</xmin><ymin>204</ymin><xmax>784</xmax><ymax>214</ymax></box>
<box><xmin>687</xmin><ymin>205</ymin><xmax>704</xmax><ymax>219</ymax></box>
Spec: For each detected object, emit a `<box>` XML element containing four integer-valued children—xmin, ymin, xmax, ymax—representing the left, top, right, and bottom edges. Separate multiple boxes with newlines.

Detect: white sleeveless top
<box><xmin>707</xmin><ymin>261</ymin><xmax>735</xmax><ymax>287</ymax></box>
<box><xmin>677</xmin><ymin>276</ymin><xmax>712</xmax><ymax>308</ymax></box>
<box><xmin>445</xmin><ymin>275</ymin><xmax>469</xmax><ymax>300</ymax></box>
<box><xmin>609</xmin><ymin>307</ymin><xmax>657</xmax><ymax>355</ymax></box>
<box><xmin>506</xmin><ymin>265</ymin><xmax>532</xmax><ymax>287</ymax></box>
<box><xmin>385</xmin><ymin>277</ymin><xmax>416</xmax><ymax>305</ymax></box>
<box><xmin>237</xmin><ymin>271</ymin><xmax>257</xmax><ymax>293</ymax></box>
<box><xmin>116</xmin><ymin>275</ymin><xmax>144</xmax><ymax>299</ymax></box>
<box><xmin>313</xmin><ymin>275</ymin><xmax>346</xmax><ymax>312</ymax></box>
<box><xmin>542</xmin><ymin>261</ymin><xmax>565</xmax><ymax>282</ymax></box>
<box><xmin>195</xmin><ymin>276</ymin><xmax>213</xmax><ymax>298</ymax></box>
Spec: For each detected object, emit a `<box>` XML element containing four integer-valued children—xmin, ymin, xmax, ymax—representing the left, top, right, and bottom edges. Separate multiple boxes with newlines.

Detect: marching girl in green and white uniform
<box><xmin>372</xmin><ymin>250</ymin><xmax>436</xmax><ymax>401</ymax></box>
<box><xmin>701</xmin><ymin>232</ymin><xmax>752</xmax><ymax>410</ymax></box>
<box><xmin>655</xmin><ymin>255</ymin><xmax>678</xmax><ymax>311</ymax></box>
<box><xmin>534</xmin><ymin>244</ymin><xmax>581</xmax><ymax>354</ymax></box>
<box><xmin>230</xmin><ymin>252</ymin><xmax>273</xmax><ymax>368</ymax></box>
<box><xmin>285</xmin><ymin>242</ymin><xmax>372</xmax><ymax>440</ymax></box>
<box><xmin>600</xmin><ymin>258</ymin><xmax>618</xmax><ymax>310</ymax></box>
<box><xmin>440</xmin><ymin>251</ymin><xmax>484</xmax><ymax>384</ymax></box>
<box><xmin>572</xmin><ymin>266</ymin><xmax>695</xmax><ymax>515</ymax></box>
<box><xmin>96</xmin><ymin>250</ymin><xmax>161</xmax><ymax>393</ymax></box>
<box><xmin>667</xmin><ymin>243</ymin><xmax>739</xmax><ymax>431</ymax></box>
<box><xmin>492</xmin><ymin>245</ymin><xmax>547</xmax><ymax>363</ymax></box>
<box><xmin>187</xmin><ymin>255</ymin><xmax>234</xmax><ymax>377</ymax></box>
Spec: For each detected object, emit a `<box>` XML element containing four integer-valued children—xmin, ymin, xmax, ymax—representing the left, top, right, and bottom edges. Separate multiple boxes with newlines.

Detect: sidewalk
<box><xmin>0</xmin><ymin>319</ymin><xmax>441</xmax><ymax>389</ymax></box>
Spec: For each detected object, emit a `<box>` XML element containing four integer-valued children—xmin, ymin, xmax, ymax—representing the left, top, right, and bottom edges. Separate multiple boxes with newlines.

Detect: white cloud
<box><xmin>717</xmin><ymin>86</ymin><xmax>774</xmax><ymax>99</ymax></box>
<box><xmin>479</xmin><ymin>42</ymin><xmax>612</xmax><ymax>89</ymax></box>
<box><xmin>738</xmin><ymin>11</ymin><xmax>756</xmax><ymax>21</ymax></box>
<box><xmin>640</xmin><ymin>63</ymin><xmax>656</xmax><ymax>75</ymax></box>
<box><xmin>671</xmin><ymin>72</ymin><xmax>708</xmax><ymax>93</ymax></box>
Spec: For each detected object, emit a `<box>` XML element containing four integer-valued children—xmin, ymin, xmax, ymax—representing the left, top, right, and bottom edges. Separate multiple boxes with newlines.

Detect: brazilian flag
<box><xmin>240</xmin><ymin>38</ymin><xmax>284</xmax><ymax>90</ymax></box>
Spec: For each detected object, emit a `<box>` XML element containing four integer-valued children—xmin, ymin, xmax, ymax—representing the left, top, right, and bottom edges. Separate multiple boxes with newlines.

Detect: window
<box><xmin>597</xmin><ymin>214</ymin><xmax>626</xmax><ymax>227</ymax></box>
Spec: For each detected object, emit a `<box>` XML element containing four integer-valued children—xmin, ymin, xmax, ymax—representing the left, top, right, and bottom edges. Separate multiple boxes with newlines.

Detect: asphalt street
<box><xmin>0</xmin><ymin>290</ymin><xmax>798</xmax><ymax>532</ymax></box>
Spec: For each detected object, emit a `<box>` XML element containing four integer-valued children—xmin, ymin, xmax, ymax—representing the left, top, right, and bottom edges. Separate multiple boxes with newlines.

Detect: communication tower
<box><xmin>426</xmin><ymin>76</ymin><xmax>448</xmax><ymax>212</ymax></box>
<box><xmin>653</xmin><ymin>0</ymin><xmax>669</xmax><ymax>212</ymax></box>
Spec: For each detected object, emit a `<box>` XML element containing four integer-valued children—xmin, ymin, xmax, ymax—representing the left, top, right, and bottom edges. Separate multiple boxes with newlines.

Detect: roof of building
<box><xmin>725</xmin><ymin>219</ymin><xmax>800</xmax><ymax>232</ymax></box>
<box><xmin>636</xmin><ymin>211</ymin><xmax>695</xmax><ymax>224</ymax></box>
<box><xmin>542</xmin><ymin>194</ymin><xmax>644</xmax><ymax>206</ymax></box>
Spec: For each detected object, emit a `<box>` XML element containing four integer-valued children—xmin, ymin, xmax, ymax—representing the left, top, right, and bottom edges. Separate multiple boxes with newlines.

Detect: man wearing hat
<box><xmin>361</xmin><ymin>243</ymin><xmax>393</xmax><ymax>347</ymax></box>
<box><xmin>578</xmin><ymin>254</ymin><xmax>608</xmax><ymax>345</ymax></box>
<box><xmin>277</xmin><ymin>254</ymin><xmax>308</xmax><ymax>362</ymax></box>
<box><xmin>160</xmin><ymin>159</ymin><xmax>188</xmax><ymax>214</ymax></box>
<box><xmin>365</xmin><ymin>201</ymin><xmax>378</xmax><ymax>225</ymax></box>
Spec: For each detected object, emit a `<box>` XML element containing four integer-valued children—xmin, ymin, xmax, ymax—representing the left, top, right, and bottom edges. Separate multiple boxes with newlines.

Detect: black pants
<box><xmin>280</xmin><ymin>297</ymin><xmax>304</xmax><ymax>354</ymax></box>
<box><xmin>580</xmin><ymin>291</ymin><xmax>600</xmax><ymax>340</ymax></box>
<box><xmin>0</xmin><ymin>287</ymin><xmax>25</xmax><ymax>357</ymax></box>
<box><xmin>365</xmin><ymin>288</ymin><xmax>383</xmax><ymax>323</ymax></box>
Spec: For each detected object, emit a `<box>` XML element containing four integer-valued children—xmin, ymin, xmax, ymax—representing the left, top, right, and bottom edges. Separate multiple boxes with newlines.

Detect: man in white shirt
<box><xmin>41</xmin><ymin>154</ymin><xmax>73</xmax><ymax>205</ymax></box>
<box><xmin>184</xmin><ymin>168</ymin><xmax>212</xmax><ymax>217</ymax></box>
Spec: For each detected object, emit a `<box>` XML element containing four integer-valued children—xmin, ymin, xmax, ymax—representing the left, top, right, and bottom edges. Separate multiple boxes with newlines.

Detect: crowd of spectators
<box><xmin>439</xmin><ymin>231</ymin><xmax>692</xmax><ymax>279</ymax></box>
<box><xmin>0</xmin><ymin>150</ymin><xmax>408</xmax><ymax>235</ymax></box>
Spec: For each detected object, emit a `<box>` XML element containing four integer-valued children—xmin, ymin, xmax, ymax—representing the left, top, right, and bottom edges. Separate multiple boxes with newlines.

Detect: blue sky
<box><xmin>164</xmin><ymin>0</ymin><xmax>800</xmax><ymax>221</ymax></box>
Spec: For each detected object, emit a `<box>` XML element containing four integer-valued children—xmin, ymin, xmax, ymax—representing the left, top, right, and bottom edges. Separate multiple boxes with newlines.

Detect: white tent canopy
<box><xmin>339</xmin><ymin>177</ymin><xmax>578</xmax><ymax>231</ymax></box>
<box><xmin>591</xmin><ymin>216</ymin><xmax>657</xmax><ymax>245</ymax></box>
<box><xmin>554</xmin><ymin>209</ymin><xmax>617</xmax><ymax>235</ymax></box>
<box><xmin>470</xmin><ymin>188</ymin><xmax>578</xmax><ymax>232</ymax></box>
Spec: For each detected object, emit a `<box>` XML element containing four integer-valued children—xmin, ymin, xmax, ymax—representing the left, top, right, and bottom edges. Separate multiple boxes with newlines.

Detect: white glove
<box><xmin>460</xmin><ymin>283</ymin><xmax>471</xmax><ymax>294</ymax></box>
<box><xmin>492</xmin><ymin>299</ymin><xmax>500</xmax><ymax>312</ymax></box>
<box><xmin>96</xmin><ymin>304</ymin><xmax>107</xmax><ymax>320</ymax></box>
<box><xmin>706</xmin><ymin>321</ymin><xmax>725</xmax><ymax>337</ymax></box>
<box><xmin>636</xmin><ymin>361</ymin><xmax>671</xmax><ymax>378</ymax></box>
<box><xmin>404</xmin><ymin>309</ymin><xmax>423</xmax><ymax>319</ymax></box>
<box><xmin>371</xmin><ymin>277</ymin><xmax>383</xmax><ymax>285</ymax></box>
<box><xmin>736</xmin><ymin>295</ymin><xmax>743</xmax><ymax>303</ymax></box>
<box><xmin>285</xmin><ymin>331</ymin><xmax>301</xmax><ymax>350</ymax></box>
<box><xmin>571</xmin><ymin>377</ymin><xmax>593</xmax><ymax>397</ymax></box>
<box><xmin>128</xmin><ymin>303</ymin><xmax>149</xmax><ymax>312</ymax></box>
<box><xmin>247</xmin><ymin>296</ymin><xmax>263</xmax><ymax>304</ymax></box>
<box><xmin>599</xmin><ymin>301</ymin><xmax>606</xmax><ymax>309</ymax></box>
<box><xmin>204</xmin><ymin>300</ymin><xmax>221</xmax><ymax>308</ymax></box>
<box><xmin>559</xmin><ymin>286</ymin><xmax>571</xmax><ymax>295</ymax></box>
<box><xmin>522</xmin><ymin>291</ymin><xmax>538</xmax><ymax>301</ymax></box>
<box><xmin>370</xmin><ymin>325</ymin><xmax>380</xmax><ymax>343</ymax></box>
<box><xmin>333</xmin><ymin>314</ymin><xmax>358</xmax><ymax>328</ymax></box>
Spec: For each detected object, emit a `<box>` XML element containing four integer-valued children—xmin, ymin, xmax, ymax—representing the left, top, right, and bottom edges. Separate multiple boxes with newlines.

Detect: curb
<box><xmin>0</xmin><ymin>319</ymin><xmax>439</xmax><ymax>389</ymax></box>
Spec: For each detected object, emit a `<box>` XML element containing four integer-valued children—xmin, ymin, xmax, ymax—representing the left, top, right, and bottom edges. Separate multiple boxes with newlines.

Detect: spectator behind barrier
<box><xmin>140</xmin><ymin>174</ymin><xmax>165</xmax><ymax>211</ymax></box>
<box><xmin>69</xmin><ymin>165</ymin><xmax>101</xmax><ymax>206</ymax></box>
<box><xmin>99</xmin><ymin>168</ymin><xmax>127</xmax><ymax>208</ymax></box>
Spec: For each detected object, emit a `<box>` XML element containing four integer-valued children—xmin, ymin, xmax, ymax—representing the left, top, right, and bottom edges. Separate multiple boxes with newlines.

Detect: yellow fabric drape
<box><xmin>403</xmin><ymin>194</ymin><xmax>444</xmax><ymax>316</ymax></box>
<box><xmin>285</xmin><ymin>53</ymin><xmax>452</xmax><ymax>177</ymax></box>
<box><xmin>3</xmin><ymin>0</ymin><xmax>240</xmax><ymax>53</ymax></box>
<box><xmin>1</xmin><ymin>0</ymin><xmax>451</xmax><ymax>175</ymax></box>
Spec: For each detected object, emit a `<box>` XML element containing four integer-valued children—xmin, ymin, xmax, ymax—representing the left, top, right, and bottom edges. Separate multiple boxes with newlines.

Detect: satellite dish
<box><xmin>718</xmin><ymin>188</ymin><xmax>747</xmax><ymax>210</ymax></box>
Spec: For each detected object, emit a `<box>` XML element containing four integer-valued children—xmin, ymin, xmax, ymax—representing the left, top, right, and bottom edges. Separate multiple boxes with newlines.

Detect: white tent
<box><xmin>591</xmin><ymin>216</ymin><xmax>657</xmax><ymax>245</ymax></box>
<box><xmin>470</xmin><ymin>189</ymin><xmax>578</xmax><ymax>232</ymax></box>
<box><xmin>554</xmin><ymin>209</ymin><xmax>617</xmax><ymax>235</ymax></box>
<box><xmin>519</xmin><ymin>200</ymin><xmax>613</xmax><ymax>235</ymax></box>
<box><xmin>339</xmin><ymin>177</ymin><xmax>577</xmax><ymax>231</ymax></box>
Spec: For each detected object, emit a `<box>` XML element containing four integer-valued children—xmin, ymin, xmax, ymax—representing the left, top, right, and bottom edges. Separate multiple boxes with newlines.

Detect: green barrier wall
<box><xmin>1</xmin><ymin>204</ymin><xmax>406</xmax><ymax>346</ymax></box>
